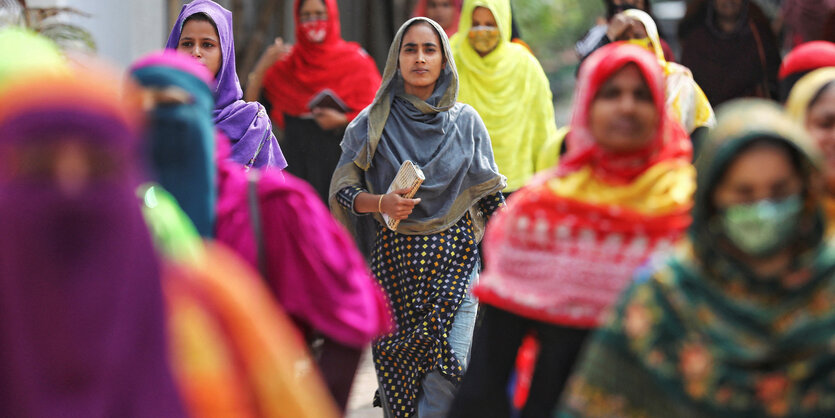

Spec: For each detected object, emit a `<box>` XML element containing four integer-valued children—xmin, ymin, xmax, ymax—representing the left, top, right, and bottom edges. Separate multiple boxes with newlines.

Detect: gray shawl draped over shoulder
<box><xmin>329</xmin><ymin>17</ymin><xmax>505</xmax><ymax>250</ymax></box>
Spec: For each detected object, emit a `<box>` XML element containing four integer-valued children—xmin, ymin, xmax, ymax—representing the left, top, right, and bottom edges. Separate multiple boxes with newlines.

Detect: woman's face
<box><xmin>426</xmin><ymin>0</ymin><xmax>455</xmax><ymax>30</ymax></box>
<box><xmin>806</xmin><ymin>84</ymin><xmax>835</xmax><ymax>190</ymax></box>
<box><xmin>298</xmin><ymin>0</ymin><xmax>329</xmax><ymax>43</ymax></box>
<box><xmin>177</xmin><ymin>19</ymin><xmax>222</xmax><ymax>77</ymax></box>
<box><xmin>714</xmin><ymin>0</ymin><xmax>744</xmax><ymax>21</ymax></box>
<box><xmin>299</xmin><ymin>0</ymin><xmax>328</xmax><ymax>22</ymax></box>
<box><xmin>713</xmin><ymin>145</ymin><xmax>803</xmax><ymax>208</ymax></box>
<box><xmin>615</xmin><ymin>18</ymin><xmax>649</xmax><ymax>41</ymax></box>
<box><xmin>2</xmin><ymin>140</ymin><xmax>118</xmax><ymax>197</ymax></box>
<box><xmin>588</xmin><ymin>63</ymin><xmax>659</xmax><ymax>153</ymax></box>
<box><xmin>469</xmin><ymin>6</ymin><xmax>500</xmax><ymax>57</ymax></box>
<box><xmin>399</xmin><ymin>22</ymin><xmax>443</xmax><ymax>98</ymax></box>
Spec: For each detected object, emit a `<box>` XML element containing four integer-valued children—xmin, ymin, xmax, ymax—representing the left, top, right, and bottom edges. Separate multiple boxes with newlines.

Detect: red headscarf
<box><xmin>262</xmin><ymin>0</ymin><xmax>381</xmax><ymax>128</ymax></box>
<box><xmin>559</xmin><ymin>43</ymin><xmax>691</xmax><ymax>184</ymax></box>
<box><xmin>412</xmin><ymin>0</ymin><xmax>462</xmax><ymax>38</ymax></box>
<box><xmin>779</xmin><ymin>40</ymin><xmax>835</xmax><ymax>80</ymax></box>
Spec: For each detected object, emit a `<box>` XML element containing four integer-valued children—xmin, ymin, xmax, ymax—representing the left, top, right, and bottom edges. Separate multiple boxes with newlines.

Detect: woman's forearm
<box><xmin>244</xmin><ymin>66</ymin><xmax>267</xmax><ymax>102</ymax></box>
<box><xmin>353</xmin><ymin>192</ymin><xmax>384</xmax><ymax>214</ymax></box>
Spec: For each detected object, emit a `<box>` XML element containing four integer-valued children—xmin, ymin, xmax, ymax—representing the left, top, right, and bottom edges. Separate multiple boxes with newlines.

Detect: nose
<box><xmin>416</xmin><ymin>50</ymin><xmax>426</xmax><ymax>63</ymax></box>
<box><xmin>190</xmin><ymin>45</ymin><xmax>202</xmax><ymax>59</ymax></box>
<box><xmin>617</xmin><ymin>92</ymin><xmax>638</xmax><ymax>114</ymax></box>
<box><xmin>54</xmin><ymin>142</ymin><xmax>90</xmax><ymax>197</ymax></box>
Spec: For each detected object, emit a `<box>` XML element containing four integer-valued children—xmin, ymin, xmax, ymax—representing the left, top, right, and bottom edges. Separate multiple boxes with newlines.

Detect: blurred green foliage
<box><xmin>513</xmin><ymin>0</ymin><xmax>604</xmax><ymax>70</ymax></box>
<box><xmin>512</xmin><ymin>0</ymin><xmax>603</xmax><ymax>118</ymax></box>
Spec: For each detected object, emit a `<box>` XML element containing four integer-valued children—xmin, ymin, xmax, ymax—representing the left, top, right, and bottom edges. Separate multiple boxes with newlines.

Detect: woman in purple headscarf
<box><xmin>0</xmin><ymin>70</ymin><xmax>186</xmax><ymax>416</ymax></box>
<box><xmin>166</xmin><ymin>0</ymin><xmax>287</xmax><ymax>169</ymax></box>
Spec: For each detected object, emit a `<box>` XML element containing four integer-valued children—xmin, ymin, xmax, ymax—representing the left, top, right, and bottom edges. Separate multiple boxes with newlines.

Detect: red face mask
<box><xmin>300</xmin><ymin>19</ymin><xmax>328</xmax><ymax>43</ymax></box>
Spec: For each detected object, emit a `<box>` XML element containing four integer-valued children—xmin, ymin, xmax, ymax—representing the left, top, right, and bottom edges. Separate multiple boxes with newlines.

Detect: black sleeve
<box><xmin>336</xmin><ymin>185</ymin><xmax>368</xmax><ymax>215</ymax></box>
<box><xmin>577</xmin><ymin>36</ymin><xmax>612</xmax><ymax>76</ymax></box>
<box><xmin>479</xmin><ymin>192</ymin><xmax>506</xmax><ymax>222</ymax></box>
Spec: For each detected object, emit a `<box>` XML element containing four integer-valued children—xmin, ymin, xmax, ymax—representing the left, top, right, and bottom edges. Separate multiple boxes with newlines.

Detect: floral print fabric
<box><xmin>559</xmin><ymin>242</ymin><xmax>835</xmax><ymax>417</ymax></box>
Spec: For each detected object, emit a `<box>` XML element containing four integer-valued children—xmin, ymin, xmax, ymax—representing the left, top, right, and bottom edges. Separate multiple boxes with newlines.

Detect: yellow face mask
<box><xmin>626</xmin><ymin>37</ymin><xmax>654</xmax><ymax>53</ymax></box>
<box><xmin>468</xmin><ymin>26</ymin><xmax>500</xmax><ymax>55</ymax></box>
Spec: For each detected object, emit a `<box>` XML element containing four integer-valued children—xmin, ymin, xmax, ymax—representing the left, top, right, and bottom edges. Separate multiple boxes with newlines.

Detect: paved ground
<box><xmin>346</xmin><ymin>348</ymin><xmax>383</xmax><ymax>418</ymax></box>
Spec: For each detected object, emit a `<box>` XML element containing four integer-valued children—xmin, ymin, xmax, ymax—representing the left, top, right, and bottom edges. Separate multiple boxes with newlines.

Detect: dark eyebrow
<box><xmin>179</xmin><ymin>35</ymin><xmax>218</xmax><ymax>42</ymax></box>
<box><xmin>402</xmin><ymin>41</ymin><xmax>438</xmax><ymax>48</ymax></box>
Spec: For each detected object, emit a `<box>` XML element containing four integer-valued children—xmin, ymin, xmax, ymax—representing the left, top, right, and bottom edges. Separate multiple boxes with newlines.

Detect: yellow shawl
<box><xmin>451</xmin><ymin>0</ymin><xmax>560</xmax><ymax>191</ymax></box>
<box><xmin>786</xmin><ymin>68</ymin><xmax>835</xmax><ymax>236</ymax></box>
<box><xmin>547</xmin><ymin>160</ymin><xmax>695</xmax><ymax>216</ymax></box>
<box><xmin>786</xmin><ymin>67</ymin><xmax>835</xmax><ymax>122</ymax></box>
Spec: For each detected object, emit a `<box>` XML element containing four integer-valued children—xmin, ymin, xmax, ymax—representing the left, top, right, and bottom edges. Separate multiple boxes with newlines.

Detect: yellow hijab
<box><xmin>451</xmin><ymin>0</ymin><xmax>560</xmax><ymax>191</ymax></box>
<box><xmin>786</xmin><ymin>67</ymin><xmax>835</xmax><ymax>122</ymax></box>
<box><xmin>786</xmin><ymin>68</ymin><xmax>835</xmax><ymax>235</ymax></box>
<box><xmin>623</xmin><ymin>9</ymin><xmax>715</xmax><ymax>134</ymax></box>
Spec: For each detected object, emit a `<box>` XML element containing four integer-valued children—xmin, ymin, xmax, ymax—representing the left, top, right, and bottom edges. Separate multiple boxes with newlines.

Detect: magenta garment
<box><xmin>215</xmin><ymin>162</ymin><xmax>391</xmax><ymax>348</ymax></box>
<box><xmin>166</xmin><ymin>0</ymin><xmax>287</xmax><ymax>169</ymax></box>
<box><xmin>0</xmin><ymin>97</ymin><xmax>185</xmax><ymax>416</ymax></box>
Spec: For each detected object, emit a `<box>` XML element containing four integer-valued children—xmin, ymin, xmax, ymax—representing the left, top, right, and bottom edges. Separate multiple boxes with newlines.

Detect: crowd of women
<box><xmin>5</xmin><ymin>0</ymin><xmax>835</xmax><ymax>417</ymax></box>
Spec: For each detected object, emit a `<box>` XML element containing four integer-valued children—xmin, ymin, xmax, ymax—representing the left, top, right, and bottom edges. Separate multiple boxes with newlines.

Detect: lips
<box><xmin>611</xmin><ymin>117</ymin><xmax>640</xmax><ymax>133</ymax></box>
<box><xmin>412</xmin><ymin>68</ymin><xmax>429</xmax><ymax>74</ymax></box>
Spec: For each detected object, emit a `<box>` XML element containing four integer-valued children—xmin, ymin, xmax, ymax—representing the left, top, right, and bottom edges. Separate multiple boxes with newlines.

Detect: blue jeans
<box><xmin>416</xmin><ymin>268</ymin><xmax>479</xmax><ymax>418</ymax></box>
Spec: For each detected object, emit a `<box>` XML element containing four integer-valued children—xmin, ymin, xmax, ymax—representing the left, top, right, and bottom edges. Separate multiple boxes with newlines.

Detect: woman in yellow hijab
<box><xmin>621</xmin><ymin>8</ymin><xmax>716</xmax><ymax>137</ymax></box>
<box><xmin>786</xmin><ymin>67</ymin><xmax>835</xmax><ymax>229</ymax></box>
<box><xmin>451</xmin><ymin>0</ymin><xmax>559</xmax><ymax>192</ymax></box>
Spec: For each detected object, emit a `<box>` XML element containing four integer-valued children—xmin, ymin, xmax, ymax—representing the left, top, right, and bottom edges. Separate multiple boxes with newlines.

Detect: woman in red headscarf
<box><xmin>245</xmin><ymin>0</ymin><xmax>381</xmax><ymax>202</ymax></box>
<box><xmin>450</xmin><ymin>43</ymin><xmax>695</xmax><ymax>417</ymax></box>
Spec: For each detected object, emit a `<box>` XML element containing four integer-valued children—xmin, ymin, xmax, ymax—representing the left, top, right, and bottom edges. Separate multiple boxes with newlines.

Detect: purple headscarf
<box><xmin>166</xmin><ymin>0</ymin><xmax>287</xmax><ymax>169</ymax></box>
<box><xmin>0</xmin><ymin>75</ymin><xmax>185</xmax><ymax>417</ymax></box>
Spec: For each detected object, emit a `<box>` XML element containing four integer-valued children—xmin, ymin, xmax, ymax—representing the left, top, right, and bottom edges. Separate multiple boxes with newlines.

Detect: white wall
<box><xmin>29</xmin><ymin>0</ymin><xmax>166</xmax><ymax>69</ymax></box>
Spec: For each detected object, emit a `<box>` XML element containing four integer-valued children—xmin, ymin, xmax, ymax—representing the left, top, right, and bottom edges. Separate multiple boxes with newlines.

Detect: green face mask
<box><xmin>719</xmin><ymin>195</ymin><xmax>803</xmax><ymax>257</ymax></box>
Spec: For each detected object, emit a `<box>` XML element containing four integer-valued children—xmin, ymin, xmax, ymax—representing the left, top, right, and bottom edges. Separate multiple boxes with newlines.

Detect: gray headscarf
<box><xmin>329</xmin><ymin>17</ymin><xmax>505</xmax><ymax>247</ymax></box>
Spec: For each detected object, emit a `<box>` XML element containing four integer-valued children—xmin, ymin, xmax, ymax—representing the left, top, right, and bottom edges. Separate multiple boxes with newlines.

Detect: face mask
<box><xmin>468</xmin><ymin>26</ymin><xmax>500</xmax><ymax>55</ymax></box>
<box><xmin>300</xmin><ymin>19</ymin><xmax>327</xmax><ymax>43</ymax></box>
<box><xmin>719</xmin><ymin>195</ymin><xmax>803</xmax><ymax>257</ymax></box>
<box><xmin>626</xmin><ymin>37</ymin><xmax>653</xmax><ymax>52</ymax></box>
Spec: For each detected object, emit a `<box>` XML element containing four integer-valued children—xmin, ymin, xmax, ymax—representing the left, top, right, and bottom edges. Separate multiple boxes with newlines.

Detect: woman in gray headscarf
<box><xmin>329</xmin><ymin>16</ymin><xmax>506</xmax><ymax>418</ymax></box>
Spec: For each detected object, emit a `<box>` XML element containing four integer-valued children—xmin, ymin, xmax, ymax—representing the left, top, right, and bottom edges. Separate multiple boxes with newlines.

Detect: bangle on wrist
<box><xmin>378</xmin><ymin>194</ymin><xmax>384</xmax><ymax>213</ymax></box>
